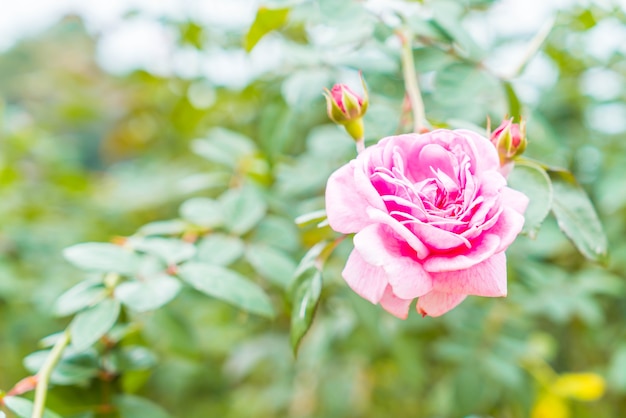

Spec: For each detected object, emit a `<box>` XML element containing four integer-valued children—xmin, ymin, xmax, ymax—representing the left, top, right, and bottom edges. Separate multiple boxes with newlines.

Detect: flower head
<box><xmin>325</xmin><ymin>129</ymin><xmax>528</xmax><ymax>318</ymax></box>
<box><xmin>324</xmin><ymin>75</ymin><xmax>369</xmax><ymax>141</ymax></box>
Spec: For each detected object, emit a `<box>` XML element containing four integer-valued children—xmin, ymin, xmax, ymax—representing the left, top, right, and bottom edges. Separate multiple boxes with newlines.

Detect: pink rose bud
<box><xmin>490</xmin><ymin>118</ymin><xmax>527</xmax><ymax>166</ymax></box>
<box><xmin>324</xmin><ymin>74</ymin><xmax>369</xmax><ymax>142</ymax></box>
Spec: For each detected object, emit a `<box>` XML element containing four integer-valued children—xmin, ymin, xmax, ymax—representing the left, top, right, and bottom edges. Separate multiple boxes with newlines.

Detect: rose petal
<box><xmin>430</xmin><ymin>252</ymin><xmax>507</xmax><ymax>297</ymax></box>
<box><xmin>450</xmin><ymin>129</ymin><xmax>500</xmax><ymax>173</ymax></box>
<box><xmin>342</xmin><ymin>249</ymin><xmax>388</xmax><ymax>304</ymax></box>
<box><xmin>501</xmin><ymin>186</ymin><xmax>530</xmax><ymax>214</ymax></box>
<box><xmin>407</xmin><ymin>221</ymin><xmax>470</xmax><ymax>251</ymax></box>
<box><xmin>409</xmin><ymin>143</ymin><xmax>456</xmax><ymax>182</ymax></box>
<box><xmin>422</xmin><ymin>233</ymin><xmax>501</xmax><ymax>272</ymax></box>
<box><xmin>417</xmin><ymin>291</ymin><xmax>467</xmax><ymax>317</ymax></box>
<box><xmin>366</xmin><ymin>207</ymin><xmax>429</xmax><ymax>259</ymax></box>
<box><xmin>353</xmin><ymin>224</ymin><xmax>433</xmax><ymax>299</ymax></box>
<box><xmin>487</xmin><ymin>207</ymin><xmax>526</xmax><ymax>252</ymax></box>
<box><xmin>379</xmin><ymin>285</ymin><xmax>413</xmax><ymax>319</ymax></box>
<box><xmin>326</xmin><ymin>161</ymin><xmax>384</xmax><ymax>234</ymax></box>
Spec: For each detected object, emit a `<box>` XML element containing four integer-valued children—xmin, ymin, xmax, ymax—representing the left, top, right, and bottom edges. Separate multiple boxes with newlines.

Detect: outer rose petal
<box><xmin>354</xmin><ymin>224</ymin><xmax>432</xmax><ymax>299</ymax></box>
<box><xmin>342</xmin><ymin>250</ymin><xmax>388</xmax><ymax>303</ymax></box>
<box><xmin>379</xmin><ymin>285</ymin><xmax>413</xmax><ymax>319</ymax></box>
<box><xmin>501</xmin><ymin>186</ymin><xmax>529</xmax><ymax>214</ymax></box>
<box><xmin>430</xmin><ymin>252</ymin><xmax>507</xmax><ymax>297</ymax></box>
<box><xmin>417</xmin><ymin>291</ymin><xmax>467</xmax><ymax>317</ymax></box>
<box><xmin>325</xmin><ymin>161</ymin><xmax>385</xmax><ymax>234</ymax></box>
<box><xmin>422</xmin><ymin>233</ymin><xmax>501</xmax><ymax>272</ymax></box>
<box><xmin>487</xmin><ymin>207</ymin><xmax>526</xmax><ymax>252</ymax></box>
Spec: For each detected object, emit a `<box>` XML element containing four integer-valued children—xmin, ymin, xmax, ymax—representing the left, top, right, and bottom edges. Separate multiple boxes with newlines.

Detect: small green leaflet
<box><xmin>3</xmin><ymin>396</ymin><xmax>62</xmax><ymax>418</ymax></box>
<box><xmin>290</xmin><ymin>266</ymin><xmax>322</xmax><ymax>354</ymax></box>
<box><xmin>63</xmin><ymin>243</ymin><xmax>138</xmax><ymax>275</ymax></box>
<box><xmin>179</xmin><ymin>262</ymin><xmax>274</xmax><ymax>318</ymax></box>
<box><xmin>70</xmin><ymin>298</ymin><xmax>121</xmax><ymax>351</ymax></box>
<box><xmin>244</xmin><ymin>7</ymin><xmax>290</xmax><ymax>52</ymax></box>
<box><xmin>114</xmin><ymin>394</ymin><xmax>172</xmax><ymax>418</ymax></box>
<box><xmin>549</xmin><ymin>169</ymin><xmax>608</xmax><ymax>263</ymax></box>
<box><xmin>507</xmin><ymin>161</ymin><xmax>553</xmax><ymax>238</ymax></box>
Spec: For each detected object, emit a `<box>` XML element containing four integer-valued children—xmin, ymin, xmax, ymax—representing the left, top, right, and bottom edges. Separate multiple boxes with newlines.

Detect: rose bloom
<box><xmin>325</xmin><ymin>129</ymin><xmax>528</xmax><ymax>317</ymax></box>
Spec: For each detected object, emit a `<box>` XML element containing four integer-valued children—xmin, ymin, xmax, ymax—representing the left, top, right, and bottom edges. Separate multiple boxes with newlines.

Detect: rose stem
<box><xmin>356</xmin><ymin>138</ymin><xmax>365</xmax><ymax>154</ymax></box>
<box><xmin>31</xmin><ymin>330</ymin><xmax>70</xmax><ymax>418</ymax></box>
<box><xmin>399</xmin><ymin>28</ymin><xmax>428</xmax><ymax>133</ymax></box>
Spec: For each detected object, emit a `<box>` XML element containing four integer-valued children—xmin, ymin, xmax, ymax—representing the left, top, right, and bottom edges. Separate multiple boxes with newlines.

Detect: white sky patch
<box><xmin>587</xmin><ymin>103</ymin><xmax>626</xmax><ymax>134</ymax></box>
<box><xmin>96</xmin><ymin>18</ymin><xmax>177</xmax><ymax>76</ymax></box>
<box><xmin>580</xmin><ymin>68</ymin><xmax>624</xmax><ymax>102</ymax></box>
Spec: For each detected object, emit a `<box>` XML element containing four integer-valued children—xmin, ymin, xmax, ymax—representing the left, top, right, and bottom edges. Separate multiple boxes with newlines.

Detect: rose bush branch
<box><xmin>31</xmin><ymin>330</ymin><xmax>70</xmax><ymax>418</ymax></box>
<box><xmin>399</xmin><ymin>28</ymin><xmax>429</xmax><ymax>134</ymax></box>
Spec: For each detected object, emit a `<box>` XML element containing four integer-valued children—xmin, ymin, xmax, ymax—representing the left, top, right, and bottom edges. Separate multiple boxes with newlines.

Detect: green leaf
<box><xmin>251</xmin><ymin>216</ymin><xmax>300</xmax><ymax>253</ymax></box>
<box><xmin>108</xmin><ymin>345</ymin><xmax>158</xmax><ymax>373</ymax></box>
<box><xmin>114</xmin><ymin>394</ymin><xmax>172</xmax><ymax>418</ymax></box>
<box><xmin>54</xmin><ymin>280</ymin><xmax>107</xmax><ymax>317</ymax></box>
<box><xmin>281</xmin><ymin>69</ymin><xmax>330</xmax><ymax>109</ymax></box>
<box><xmin>245</xmin><ymin>244</ymin><xmax>297</xmax><ymax>288</ymax></box>
<box><xmin>63</xmin><ymin>243</ymin><xmax>138</xmax><ymax>275</ymax></box>
<box><xmin>431</xmin><ymin>0</ymin><xmax>485</xmax><ymax>60</ymax></box>
<box><xmin>138</xmin><ymin>219</ymin><xmax>188</xmax><ymax>236</ymax></box>
<box><xmin>115</xmin><ymin>274</ymin><xmax>182</xmax><ymax>312</ymax></box>
<box><xmin>295</xmin><ymin>209</ymin><xmax>327</xmax><ymax>227</ymax></box>
<box><xmin>179</xmin><ymin>262</ymin><xmax>274</xmax><ymax>318</ymax></box>
<box><xmin>179</xmin><ymin>197</ymin><xmax>224</xmax><ymax>229</ymax></box>
<box><xmin>244</xmin><ymin>6</ymin><xmax>290</xmax><ymax>52</ymax></box>
<box><xmin>196</xmin><ymin>234</ymin><xmax>245</xmax><ymax>266</ymax></box>
<box><xmin>290</xmin><ymin>266</ymin><xmax>322</xmax><ymax>354</ymax></box>
<box><xmin>70</xmin><ymin>298</ymin><xmax>121</xmax><ymax>351</ymax></box>
<box><xmin>549</xmin><ymin>170</ymin><xmax>608</xmax><ymax>262</ymax></box>
<box><xmin>220</xmin><ymin>185</ymin><xmax>267</xmax><ymax>235</ymax></box>
<box><xmin>503</xmin><ymin>80</ymin><xmax>522</xmax><ymax>119</ymax></box>
<box><xmin>24</xmin><ymin>347</ymin><xmax>99</xmax><ymax>386</ymax></box>
<box><xmin>3</xmin><ymin>396</ymin><xmax>62</xmax><ymax>418</ymax></box>
<box><xmin>191</xmin><ymin>128</ymin><xmax>256</xmax><ymax>168</ymax></box>
<box><xmin>507</xmin><ymin>161</ymin><xmax>553</xmax><ymax>238</ymax></box>
<box><xmin>131</xmin><ymin>237</ymin><xmax>196</xmax><ymax>265</ymax></box>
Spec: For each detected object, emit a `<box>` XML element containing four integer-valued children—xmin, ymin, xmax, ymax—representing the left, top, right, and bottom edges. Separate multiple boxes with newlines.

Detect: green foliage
<box><xmin>179</xmin><ymin>263</ymin><xmax>275</xmax><ymax>318</ymax></box>
<box><xmin>549</xmin><ymin>169</ymin><xmax>609</xmax><ymax>263</ymax></box>
<box><xmin>507</xmin><ymin>160</ymin><xmax>553</xmax><ymax>238</ymax></box>
<box><xmin>0</xmin><ymin>1</ymin><xmax>623</xmax><ymax>417</ymax></box>
<box><xmin>69</xmin><ymin>299</ymin><xmax>121</xmax><ymax>351</ymax></box>
<box><xmin>3</xmin><ymin>397</ymin><xmax>61</xmax><ymax>418</ymax></box>
<box><xmin>245</xmin><ymin>6</ymin><xmax>290</xmax><ymax>52</ymax></box>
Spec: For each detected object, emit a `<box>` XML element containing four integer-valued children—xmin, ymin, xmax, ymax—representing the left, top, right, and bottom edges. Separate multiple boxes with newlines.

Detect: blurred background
<box><xmin>1</xmin><ymin>0</ymin><xmax>625</xmax><ymax>417</ymax></box>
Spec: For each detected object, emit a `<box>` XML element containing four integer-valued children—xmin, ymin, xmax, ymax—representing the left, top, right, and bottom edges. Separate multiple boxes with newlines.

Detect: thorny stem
<box><xmin>31</xmin><ymin>330</ymin><xmax>70</xmax><ymax>418</ymax></box>
<box><xmin>399</xmin><ymin>28</ymin><xmax>428</xmax><ymax>133</ymax></box>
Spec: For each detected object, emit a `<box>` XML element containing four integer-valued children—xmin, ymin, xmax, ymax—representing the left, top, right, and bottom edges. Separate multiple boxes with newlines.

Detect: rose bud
<box><xmin>323</xmin><ymin>74</ymin><xmax>369</xmax><ymax>143</ymax></box>
<box><xmin>490</xmin><ymin>117</ymin><xmax>527</xmax><ymax>166</ymax></box>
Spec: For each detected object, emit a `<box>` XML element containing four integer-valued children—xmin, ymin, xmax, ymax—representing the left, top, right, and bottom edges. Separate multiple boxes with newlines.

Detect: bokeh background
<box><xmin>1</xmin><ymin>0</ymin><xmax>625</xmax><ymax>417</ymax></box>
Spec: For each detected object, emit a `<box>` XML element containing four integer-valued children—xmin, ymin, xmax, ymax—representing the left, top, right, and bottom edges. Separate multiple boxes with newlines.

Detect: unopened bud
<box><xmin>323</xmin><ymin>74</ymin><xmax>369</xmax><ymax>141</ymax></box>
<box><xmin>490</xmin><ymin>117</ymin><xmax>527</xmax><ymax>166</ymax></box>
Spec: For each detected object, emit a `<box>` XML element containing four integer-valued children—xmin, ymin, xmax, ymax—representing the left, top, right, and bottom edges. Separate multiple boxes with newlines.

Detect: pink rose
<box><xmin>325</xmin><ymin>129</ymin><xmax>528</xmax><ymax>318</ymax></box>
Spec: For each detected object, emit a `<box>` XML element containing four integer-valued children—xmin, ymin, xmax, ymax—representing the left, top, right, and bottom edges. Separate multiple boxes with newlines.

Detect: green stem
<box><xmin>400</xmin><ymin>28</ymin><xmax>428</xmax><ymax>133</ymax></box>
<box><xmin>355</xmin><ymin>137</ymin><xmax>364</xmax><ymax>154</ymax></box>
<box><xmin>31</xmin><ymin>330</ymin><xmax>70</xmax><ymax>418</ymax></box>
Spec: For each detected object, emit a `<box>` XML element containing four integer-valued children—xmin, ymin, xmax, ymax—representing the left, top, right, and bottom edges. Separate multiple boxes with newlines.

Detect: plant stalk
<box><xmin>400</xmin><ymin>28</ymin><xmax>428</xmax><ymax>133</ymax></box>
<box><xmin>31</xmin><ymin>330</ymin><xmax>70</xmax><ymax>418</ymax></box>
